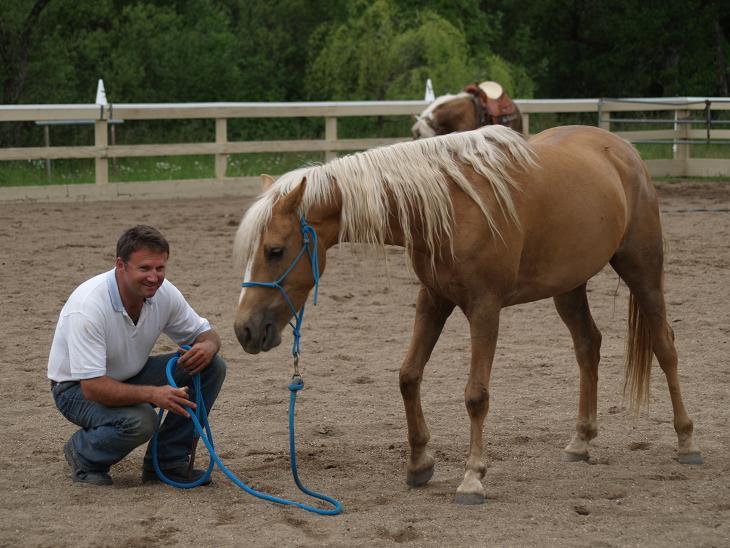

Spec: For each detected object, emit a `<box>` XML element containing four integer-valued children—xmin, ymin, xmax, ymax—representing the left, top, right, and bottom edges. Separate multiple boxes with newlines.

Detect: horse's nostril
<box><xmin>234</xmin><ymin>320</ymin><xmax>252</xmax><ymax>347</ymax></box>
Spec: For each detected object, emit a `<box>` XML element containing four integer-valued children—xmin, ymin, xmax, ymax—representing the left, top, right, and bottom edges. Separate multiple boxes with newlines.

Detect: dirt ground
<box><xmin>0</xmin><ymin>181</ymin><xmax>728</xmax><ymax>547</ymax></box>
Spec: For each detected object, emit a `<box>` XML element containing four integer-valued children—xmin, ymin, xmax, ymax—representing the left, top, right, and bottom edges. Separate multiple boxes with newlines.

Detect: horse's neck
<box><xmin>309</xmin><ymin>185</ymin><xmax>420</xmax><ymax>252</ymax></box>
<box><xmin>439</xmin><ymin>96</ymin><xmax>480</xmax><ymax>132</ymax></box>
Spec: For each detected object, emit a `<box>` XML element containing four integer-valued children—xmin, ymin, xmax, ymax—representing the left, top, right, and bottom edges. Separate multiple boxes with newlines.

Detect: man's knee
<box><xmin>205</xmin><ymin>354</ymin><xmax>227</xmax><ymax>386</ymax></box>
<box><xmin>119</xmin><ymin>404</ymin><xmax>158</xmax><ymax>444</ymax></box>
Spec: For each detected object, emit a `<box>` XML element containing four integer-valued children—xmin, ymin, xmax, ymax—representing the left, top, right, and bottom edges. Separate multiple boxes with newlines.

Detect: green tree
<box><xmin>306</xmin><ymin>0</ymin><xmax>533</xmax><ymax>100</ymax></box>
<box><xmin>499</xmin><ymin>0</ymin><xmax>730</xmax><ymax>98</ymax></box>
<box><xmin>0</xmin><ymin>0</ymin><xmax>52</xmax><ymax>104</ymax></box>
<box><xmin>228</xmin><ymin>0</ymin><xmax>348</xmax><ymax>101</ymax></box>
<box><xmin>104</xmin><ymin>1</ymin><xmax>241</xmax><ymax>102</ymax></box>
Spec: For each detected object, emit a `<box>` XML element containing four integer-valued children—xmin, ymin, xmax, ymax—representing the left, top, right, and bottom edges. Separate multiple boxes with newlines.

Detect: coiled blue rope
<box><xmin>150</xmin><ymin>347</ymin><xmax>342</xmax><ymax>515</ymax></box>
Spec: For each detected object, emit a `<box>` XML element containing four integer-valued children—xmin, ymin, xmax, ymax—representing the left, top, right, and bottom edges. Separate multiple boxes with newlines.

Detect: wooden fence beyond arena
<box><xmin>1</xmin><ymin>97</ymin><xmax>729</xmax><ymax>201</ymax></box>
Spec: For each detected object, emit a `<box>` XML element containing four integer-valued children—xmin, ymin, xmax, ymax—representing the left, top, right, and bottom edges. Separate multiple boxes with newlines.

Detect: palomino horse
<box><xmin>412</xmin><ymin>81</ymin><xmax>523</xmax><ymax>139</ymax></box>
<box><xmin>233</xmin><ymin>125</ymin><xmax>702</xmax><ymax>505</ymax></box>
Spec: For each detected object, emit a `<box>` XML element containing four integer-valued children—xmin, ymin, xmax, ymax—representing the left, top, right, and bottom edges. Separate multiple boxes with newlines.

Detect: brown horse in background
<box><xmin>233</xmin><ymin>124</ymin><xmax>702</xmax><ymax>505</ymax></box>
<box><xmin>412</xmin><ymin>81</ymin><xmax>523</xmax><ymax>139</ymax></box>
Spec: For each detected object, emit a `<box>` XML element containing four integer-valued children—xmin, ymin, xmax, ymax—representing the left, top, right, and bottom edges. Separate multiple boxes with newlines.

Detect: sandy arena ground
<box><xmin>0</xmin><ymin>181</ymin><xmax>728</xmax><ymax>547</ymax></box>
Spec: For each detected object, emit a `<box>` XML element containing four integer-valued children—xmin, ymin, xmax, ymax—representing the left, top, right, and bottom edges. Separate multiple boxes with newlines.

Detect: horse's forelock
<box><xmin>233</xmin><ymin>171</ymin><xmax>301</xmax><ymax>269</ymax></box>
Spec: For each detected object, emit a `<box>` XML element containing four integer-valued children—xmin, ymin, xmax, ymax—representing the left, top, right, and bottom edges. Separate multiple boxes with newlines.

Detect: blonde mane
<box><xmin>234</xmin><ymin>125</ymin><xmax>536</xmax><ymax>270</ymax></box>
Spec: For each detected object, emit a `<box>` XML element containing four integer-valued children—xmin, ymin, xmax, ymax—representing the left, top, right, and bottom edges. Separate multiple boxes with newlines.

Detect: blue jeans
<box><xmin>52</xmin><ymin>353</ymin><xmax>227</xmax><ymax>473</ymax></box>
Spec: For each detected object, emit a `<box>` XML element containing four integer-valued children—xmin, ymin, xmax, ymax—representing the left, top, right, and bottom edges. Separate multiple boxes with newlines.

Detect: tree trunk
<box><xmin>712</xmin><ymin>14</ymin><xmax>729</xmax><ymax>96</ymax></box>
<box><xmin>0</xmin><ymin>0</ymin><xmax>52</xmax><ymax>104</ymax></box>
<box><xmin>0</xmin><ymin>0</ymin><xmax>51</xmax><ymax>146</ymax></box>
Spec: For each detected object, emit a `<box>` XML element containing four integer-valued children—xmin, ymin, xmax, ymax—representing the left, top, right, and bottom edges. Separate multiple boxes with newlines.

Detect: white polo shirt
<box><xmin>48</xmin><ymin>269</ymin><xmax>211</xmax><ymax>382</ymax></box>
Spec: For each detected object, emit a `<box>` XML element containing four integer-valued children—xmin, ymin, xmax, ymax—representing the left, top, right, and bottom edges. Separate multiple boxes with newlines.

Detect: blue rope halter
<box><xmin>241</xmin><ymin>216</ymin><xmax>320</xmax><ymax>358</ymax></box>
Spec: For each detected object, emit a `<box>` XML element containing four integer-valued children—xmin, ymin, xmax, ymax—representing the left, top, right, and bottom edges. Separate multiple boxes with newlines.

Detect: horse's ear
<box><xmin>260</xmin><ymin>173</ymin><xmax>275</xmax><ymax>191</ymax></box>
<box><xmin>277</xmin><ymin>177</ymin><xmax>306</xmax><ymax>214</ymax></box>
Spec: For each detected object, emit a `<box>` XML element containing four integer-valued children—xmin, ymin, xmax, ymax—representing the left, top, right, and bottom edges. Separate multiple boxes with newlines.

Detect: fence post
<box><xmin>215</xmin><ymin>118</ymin><xmax>228</xmax><ymax>179</ymax></box>
<box><xmin>325</xmin><ymin>116</ymin><xmax>337</xmax><ymax>162</ymax></box>
<box><xmin>598</xmin><ymin>102</ymin><xmax>611</xmax><ymax>131</ymax></box>
<box><xmin>94</xmin><ymin>119</ymin><xmax>109</xmax><ymax>184</ymax></box>
<box><xmin>673</xmin><ymin>109</ymin><xmax>690</xmax><ymax>176</ymax></box>
<box><xmin>43</xmin><ymin>125</ymin><xmax>52</xmax><ymax>182</ymax></box>
<box><xmin>521</xmin><ymin>112</ymin><xmax>530</xmax><ymax>138</ymax></box>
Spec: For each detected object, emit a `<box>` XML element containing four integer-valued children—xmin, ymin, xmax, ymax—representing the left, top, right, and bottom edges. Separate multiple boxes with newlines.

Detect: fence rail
<box><xmin>1</xmin><ymin>97</ymin><xmax>729</xmax><ymax>201</ymax></box>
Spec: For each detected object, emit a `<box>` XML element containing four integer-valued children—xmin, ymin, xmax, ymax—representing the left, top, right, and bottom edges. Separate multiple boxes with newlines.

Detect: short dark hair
<box><xmin>116</xmin><ymin>225</ymin><xmax>170</xmax><ymax>262</ymax></box>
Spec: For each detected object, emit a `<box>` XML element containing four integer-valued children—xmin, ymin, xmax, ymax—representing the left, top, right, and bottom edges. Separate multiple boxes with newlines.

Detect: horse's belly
<box><xmin>507</xmin><ymin>181</ymin><xmax>627</xmax><ymax>305</ymax></box>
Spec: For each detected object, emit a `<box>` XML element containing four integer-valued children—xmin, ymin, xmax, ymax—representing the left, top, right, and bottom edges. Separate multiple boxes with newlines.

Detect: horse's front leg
<box><xmin>399</xmin><ymin>286</ymin><xmax>454</xmax><ymax>487</ymax></box>
<box><xmin>456</xmin><ymin>298</ymin><xmax>500</xmax><ymax>505</ymax></box>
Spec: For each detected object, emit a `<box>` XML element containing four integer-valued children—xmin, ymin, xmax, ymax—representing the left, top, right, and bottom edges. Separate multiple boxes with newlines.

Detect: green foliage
<box><xmin>495</xmin><ymin>0</ymin><xmax>730</xmax><ymax>98</ymax></box>
<box><xmin>305</xmin><ymin>1</ymin><xmax>533</xmax><ymax>100</ymax></box>
<box><xmin>2</xmin><ymin>0</ymin><xmax>727</xmax><ymax>105</ymax></box>
<box><xmin>1</xmin><ymin>0</ymin><xmax>728</xmax><ymax>149</ymax></box>
<box><xmin>103</xmin><ymin>1</ymin><xmax>241</xmax><ymax>102</ymax></box>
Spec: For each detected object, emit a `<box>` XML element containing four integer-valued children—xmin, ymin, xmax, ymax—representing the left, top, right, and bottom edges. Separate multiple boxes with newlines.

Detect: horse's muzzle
<box><xmin>234</xmin><ymin>312</ymin><xmax>282</xmax><ymax>354</ymax></box>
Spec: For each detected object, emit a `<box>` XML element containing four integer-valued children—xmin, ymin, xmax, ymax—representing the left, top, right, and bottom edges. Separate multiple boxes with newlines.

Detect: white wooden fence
<box><xmin>0</xmin><ymin>97</ymin><xmax>728</xmax><ymax>202</ymax></box>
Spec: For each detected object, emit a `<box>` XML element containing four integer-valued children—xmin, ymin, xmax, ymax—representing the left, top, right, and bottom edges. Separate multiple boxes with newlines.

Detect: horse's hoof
<box><xmin>678</xmin><ymin>452</ymin><xmax>703</xmax><ymax>465</ymax></box>
<box><xmin>455</xmin><ymin>492</ymin><xmax>485</xmax><ymax>505</ymax></box>
<box><xmin>406</xmin><ymin>466</ymin><xmax>434</xmax><ymax>487</ymax></box>
<box><xmin>561</xmin><ymin>450</ymin><xmax>589</xmax><ymax>462</ymax></box>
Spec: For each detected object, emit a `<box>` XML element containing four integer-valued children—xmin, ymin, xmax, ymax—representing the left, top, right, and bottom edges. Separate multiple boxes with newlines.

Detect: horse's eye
<box><xmin>265</xmin><ymin>246</ymin><xmax>284</xmax><ymax>260</ymax></box>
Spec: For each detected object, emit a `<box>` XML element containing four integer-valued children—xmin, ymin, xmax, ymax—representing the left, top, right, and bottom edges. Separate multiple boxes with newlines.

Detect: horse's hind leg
<box><xmin>553</xmin><ymin>283</ymin><xmax>602</xmax><ymax>462</ymax></box>
<box><xmin>610</xmin><ymin>228</ymin><xmax>702</xmax><ymax>464</ymax></box>
<box><xmin>400</xmin><ymin>286</ymin><xmax>454</xmax><ymax>487</ymax></box>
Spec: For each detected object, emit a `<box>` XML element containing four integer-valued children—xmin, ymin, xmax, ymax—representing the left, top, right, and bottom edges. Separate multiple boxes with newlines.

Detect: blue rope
<box><xmin>150</xmin><ymin>348</ymin><xmax>342</xmax><ymax>515</ymax></box>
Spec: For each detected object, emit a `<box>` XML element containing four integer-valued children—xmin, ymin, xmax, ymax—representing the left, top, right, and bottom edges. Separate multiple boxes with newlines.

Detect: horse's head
<box><xmin>411</xmin><ymin>93</ymin><xmax>478</xmax><ymax>139</ymax></box>
<box><xmin>233</xmin><ymin>175</ymin><xmax>327</xmax><ymax>354</ymax></box>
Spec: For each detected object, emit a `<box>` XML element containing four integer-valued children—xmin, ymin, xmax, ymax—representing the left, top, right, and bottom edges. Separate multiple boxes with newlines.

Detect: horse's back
<box><xmin>503</xmin><ymin>126</ymin><xmax>656</xmax><ymax>303</ymax></box>
<box><xmin>529</xmin><ymin>125</ymin><xmax>651</xmax><ymax>191</ymax></box>
<box><xmin>526</xmin><ymin>124</ymin><xmax>657</xmax><ymax>213</ymax></box>
<box><xmin>528</xmin><ymin>125</ymin><xmax>659</xmax><ymax>230</ymax></box>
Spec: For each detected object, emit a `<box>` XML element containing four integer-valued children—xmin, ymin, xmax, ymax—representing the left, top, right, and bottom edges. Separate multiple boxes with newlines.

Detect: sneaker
<box><xmin>64</xmin><ymin>440</ymin><xmax>113</xmax><ymax>486</ymax></box>
<box><xmin>142</xmin><ymin>463</ymin><xmax>212</xmax><ymax>486</ymax></box>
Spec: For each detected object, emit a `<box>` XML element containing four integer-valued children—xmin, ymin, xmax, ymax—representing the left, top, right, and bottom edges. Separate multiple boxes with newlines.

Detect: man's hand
<box><xmin>176</xmin><ymin>330</ymin><xmax>220</xmax><ymax>376</ymax></box>
<box><xmin>149</xmin><ymin>385</ymin><xmax>197</xmax><ymax>418</ymax></box>
<box><xmin>80</xmin><ymin>375</ymin><xmax>196</xmax><ymax>416</ymax></box>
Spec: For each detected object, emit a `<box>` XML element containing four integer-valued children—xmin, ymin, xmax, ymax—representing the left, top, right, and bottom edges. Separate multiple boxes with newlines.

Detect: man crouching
<box><xmin>48</xmin><ymin>225</ymin><xmax>226</xmax><ymax>486</ymax></box>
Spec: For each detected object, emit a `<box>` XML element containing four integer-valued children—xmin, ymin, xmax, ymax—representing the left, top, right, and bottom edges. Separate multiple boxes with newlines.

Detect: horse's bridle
<box><xmin>241</xmin><ymin>216</ymin><xmax>320</xmax><ymax>359</ymax></box>
<box><xmin>466</xmin><ymin>89</ymin><xmax>488</xmax><ymax>127</ymax></box>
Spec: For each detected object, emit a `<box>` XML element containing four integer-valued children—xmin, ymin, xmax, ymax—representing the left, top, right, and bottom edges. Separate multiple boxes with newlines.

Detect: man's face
<box><xmin>115</xmin><ymin>247</ymin><xmax>168</xmax><ymax>301</ymax></box>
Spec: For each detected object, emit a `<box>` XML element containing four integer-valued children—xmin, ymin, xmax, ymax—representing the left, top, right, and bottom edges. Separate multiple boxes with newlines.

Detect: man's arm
<box><xmin>80</xmin><ymin>376</ymin><xmax>196</xmax><ymax>417</ymax></box>
<box><xmin>176</xmin><ymin>329</ymin><xmax>221</xmax><ymax>376</ymax></box>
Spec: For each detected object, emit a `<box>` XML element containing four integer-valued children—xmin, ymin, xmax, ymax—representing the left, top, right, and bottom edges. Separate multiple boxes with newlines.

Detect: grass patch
<box><xmin>226</xmin><ymin>152</ymin><xmax>324</xmax><ymax>177</ymax></box>
<box><xmin>1</xmin><ymin>121</ymin><xmax>728</xmax><ymax>186</ymax></box>
<box><xmin>0</xmin><ymin>152</ymin><xmax>327</xmax><ymax>186</ymax></box>
<box><xmin>0</xmin><ymin>159</ymin><xmax>95</xmax><ymax>186</ymax></box>
<box><xmin>112</xmin><ymin>156</ymin><xmax>213</xmax><ymax>182</ymax></box>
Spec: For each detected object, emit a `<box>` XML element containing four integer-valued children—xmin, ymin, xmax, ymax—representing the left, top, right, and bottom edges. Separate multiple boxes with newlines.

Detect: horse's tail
<box><xmin>623</xmin><ymin>291</ymin><xmax>653</xmax><ymax>413</ymax></box>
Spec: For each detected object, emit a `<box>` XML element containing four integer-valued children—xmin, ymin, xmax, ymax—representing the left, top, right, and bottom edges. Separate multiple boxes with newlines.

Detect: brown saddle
<box><xmin>463</xmin><ymin>81</ymin><xmax>519</xmax><ymax>129</ymax></box>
